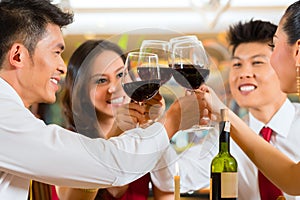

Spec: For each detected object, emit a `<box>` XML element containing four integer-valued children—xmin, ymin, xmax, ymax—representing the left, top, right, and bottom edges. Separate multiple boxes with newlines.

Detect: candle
<box><xmin>174</xmin><ymin>162</ymin><xmax>180</xmax><ymax>200</ymax></box>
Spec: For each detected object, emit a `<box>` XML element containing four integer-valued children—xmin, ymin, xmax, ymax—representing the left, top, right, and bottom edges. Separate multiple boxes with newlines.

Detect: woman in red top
<box><xmin>55</xmin><ymin>40</ymin><xmax>173</xmax><ymax>200</ymax></box>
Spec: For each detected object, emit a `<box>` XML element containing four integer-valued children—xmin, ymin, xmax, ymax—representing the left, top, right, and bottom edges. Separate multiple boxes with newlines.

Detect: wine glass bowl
<box><xmin>170</xmin><ymin>38</ymin><xmax>213</xmax><ymax>131</ymax></box>
<box><xmin>171</xmin><ymin>40</ymin><xmax>210</xmax><ymax>90</ymax></box>
<box><xmin>140</xmin><ymin>40</ymin><xmax>173</xmax><ymax>85</ymax></box>
<box><xmin>121</xmin><ymin>52</ymin><xmax>162</xmax><ymax>127</ymax></box>
<box><xmin>169</xmin><ymin>35</ymin><xmax>198</xmax><ymax>51</ymax></box>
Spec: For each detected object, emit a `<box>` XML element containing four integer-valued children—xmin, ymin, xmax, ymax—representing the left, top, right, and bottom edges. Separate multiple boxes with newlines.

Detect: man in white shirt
<box><xmin>151</xmin><ymin>19</ymin><xmax>300</xmax><ymax>200</ymax></box>
<box><xmin>227</xmin><ymin>19</ymin><xmax>300</xmax><ymax>200</ymax></box>
<box><xmin>0</xmin><ymin>1</ymin><xmax>206</xmax><ymax>199</ymax></box>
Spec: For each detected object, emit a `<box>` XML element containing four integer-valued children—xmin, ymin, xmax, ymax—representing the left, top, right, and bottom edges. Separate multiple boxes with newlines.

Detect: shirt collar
<box><xmin>0</xmin><ymin>77</ymin><xmax>25</xmax><ymax>107</ymax></box>
<box><xmin>249</xmin><ymin>99</ymin><xmax>295</xmax><ymax>138</ymax></box>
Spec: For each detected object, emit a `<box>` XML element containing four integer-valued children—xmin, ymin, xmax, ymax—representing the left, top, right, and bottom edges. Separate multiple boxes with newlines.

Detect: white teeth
<box><xmin>110</xmin><ymin>97</ymin><xmax>124</xmax><ymax>104</ymax></box>
<box><xmin>240</xmin><ymin>85</ymin><xmax>255</xmax><ymax>92</ymax></box>
<box><xmin>50</xmin><ymin>78</ymin><xmax>58</xmax><ymax>85</ymax></box>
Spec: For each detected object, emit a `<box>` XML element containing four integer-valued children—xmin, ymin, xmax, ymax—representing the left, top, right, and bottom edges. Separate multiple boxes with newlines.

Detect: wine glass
<box><xmin>168</xmin><ymin>35</ymin><xmax>199</xmax><ymax>70</ymax></box>
<box><xmin>169</xmin><ymin>35</ymin><xmax>198</xmax><ymax>55</ymax></box>
<box><xmin>140</xmin><ymin>40</ymin><xmax>173</xmax><ymax>85</ymax></box>
<box><xmin>121</xmin><ymin>52</ymin><xmax>162</xmax><ymax>128</ymax></box>
<box><xmin>171</xmin><ymin>39</ymin><xmax>213</xmax><ymax>131</ymax></box>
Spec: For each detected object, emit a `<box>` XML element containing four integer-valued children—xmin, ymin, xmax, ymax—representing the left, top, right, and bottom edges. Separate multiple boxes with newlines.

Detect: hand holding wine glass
<box><xmin>121</xmin><ymin>52</ymin><xmax>162</xmax><ymax>128</ymax></box>
<box><xmin>171</xmin><ymin>39</ymin><xmax>213</xmax><ymax>131</ymax></box>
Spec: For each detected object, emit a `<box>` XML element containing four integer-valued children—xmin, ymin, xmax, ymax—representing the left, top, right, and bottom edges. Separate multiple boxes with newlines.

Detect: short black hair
<box><xmin>0</xmin><ymin>0</ymin><xmax>73</xmax><ymax>66</ymax></box>
<box><xmin>227</xmin><ymin>19</ymin><xmax>277</xmax><ymax>55</ymax></box>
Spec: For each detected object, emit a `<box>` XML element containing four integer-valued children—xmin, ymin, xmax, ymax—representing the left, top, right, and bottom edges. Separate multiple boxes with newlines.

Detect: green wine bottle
<box><xmin>210</xmin><ymin>109</ymin><xmax>238</xmax><ymax>200</ymax></box>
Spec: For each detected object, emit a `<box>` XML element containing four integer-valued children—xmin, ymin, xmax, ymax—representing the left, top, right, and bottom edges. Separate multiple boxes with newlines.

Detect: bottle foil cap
<box><xmin>220</xmin><ymin>108</ymin><xmax>228</xmax><ymax>121</ymax></box>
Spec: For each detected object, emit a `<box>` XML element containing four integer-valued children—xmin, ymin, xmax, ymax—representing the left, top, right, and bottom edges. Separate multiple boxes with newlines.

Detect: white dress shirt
<box><xmin>0</xmin><ymin>78</ymin><xmax>169</xmax><ymax>200</ymax></box>
<box><xmin>233</xmin><ymin>99</ymin><xmax>300</xmax><ymax>200</ymax></box>
<box><xmin>152</xmin><ymin>99</ymin><xmax>300</xmax><ymax>200</ymax></box>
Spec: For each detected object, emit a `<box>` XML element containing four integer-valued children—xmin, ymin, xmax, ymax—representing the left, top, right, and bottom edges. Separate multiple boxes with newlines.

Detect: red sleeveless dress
<box><xmin>96</xmin><ymin>173</ymin><xmax>151</xmax><ymax>200</ymax></box>
<box><xmin>51</xmin><ymin>173</ymin><xmax>151</xmax><ymax>200</ymax></box>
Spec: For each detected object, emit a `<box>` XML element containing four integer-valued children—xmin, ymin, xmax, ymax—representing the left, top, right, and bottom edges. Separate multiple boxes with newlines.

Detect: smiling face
<box><xmin>17</xmin><ymin>23</ymin><xmax>66</xmax><ymax>107</ymax></box>
<box><xmin>229</xmin><ymin>42</ymin><xmax>286</xmax><ymax>110</ymax></box>
<box><xmin>89</xmin><ymin>50</ymin><xmax>127</xmax><ymax>120</ymax></box>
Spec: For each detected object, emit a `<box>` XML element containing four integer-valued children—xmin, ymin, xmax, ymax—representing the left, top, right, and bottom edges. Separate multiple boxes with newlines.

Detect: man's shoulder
<box><xmin>290</xmin><ymin>102</ymin><xmax>300</xmax><ymax>121</ymax></box>
<box><xmin>291</xmin><ymin>101</ymin><xmax>300</xmax><ymax>110</ymax></box>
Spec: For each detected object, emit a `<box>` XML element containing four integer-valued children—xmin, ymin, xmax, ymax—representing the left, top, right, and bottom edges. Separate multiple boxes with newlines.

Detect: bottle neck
<box><xmin>219</xmin><ymin>121</ymin><xmax>230</xmax><ymax>153</ymax></box>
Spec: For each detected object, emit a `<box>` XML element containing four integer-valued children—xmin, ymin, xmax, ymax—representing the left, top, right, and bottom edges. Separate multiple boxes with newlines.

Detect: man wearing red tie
<box><xmin>150</xmin><ymin>19</ymin><xmax>300</xmax><ymax>200</ymax></box>
<box><xmin>226</xmin><ymin>19</ymin><xmax>300</xmax><ymax>200</ymax></box>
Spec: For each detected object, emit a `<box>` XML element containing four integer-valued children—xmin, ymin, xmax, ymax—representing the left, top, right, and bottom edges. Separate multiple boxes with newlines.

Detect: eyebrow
<box><xmin>232</xmin><ymin>54</ymin><xmax>269</xmax><ymax>60</ymax></box>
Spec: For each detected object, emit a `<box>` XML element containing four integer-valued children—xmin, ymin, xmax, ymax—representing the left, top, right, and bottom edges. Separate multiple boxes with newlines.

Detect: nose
<box><xmin>239</xmin><ymin>73</ymin><xmax>256</xmax><ymax>79</ymax></box>
<box><xmin>108</xmin><ymin>84</ymin><xmax>116</xmax><ymax>93</ymax></box>
<box><xmin>239</xmin><ymin>65</ymin><xmax>256</xmax><ymax>79</ymax></box>
<box><xmin>58</xmin><ymin>58</ymin><xmax>67</xmax><ymax>75</ymax></box>
<box><xmin>109</xmin><ymin>79</ymin><xmax>124</xmax><ymax>94</ymax></box>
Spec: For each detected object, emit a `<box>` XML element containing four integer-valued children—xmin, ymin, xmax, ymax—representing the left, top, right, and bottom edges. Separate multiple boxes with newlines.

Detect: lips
<box><xmin>239</xmin><ymin>84</ymin><xmax>257</xmax><ymax>93</ymax></box>
<box><xmin>50</xmin><ymin>78</ymin><xmax>58</xmax><ymax>85</ymax></box>
<box><xmin>50</xmin><ymin>76</ymin><xmax>61</xmax><ymax>92</ymax></box>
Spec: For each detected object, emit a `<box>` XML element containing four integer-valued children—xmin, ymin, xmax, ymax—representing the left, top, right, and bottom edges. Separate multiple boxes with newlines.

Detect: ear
<box><xmin>296</xmin><ymin>39</ymin><xmax>300</xmax><ymax>67</ymax></box>
<box><xmin>8</xmin><ymin>43</ymin><xmax>29</xmax><ymax>69</ymax></box>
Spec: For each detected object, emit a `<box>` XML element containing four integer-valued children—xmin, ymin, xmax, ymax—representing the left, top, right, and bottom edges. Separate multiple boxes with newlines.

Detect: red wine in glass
<box><xmin>158</xmin><ymin>67</ymin><xmax>173</xmax><ymax>85</ymax></box>
<box><xmin>123</xmin><ymin>79</ymin><xmax>160</xmax><ymax>102</ymax></box>
<box><xmin>138</xmin><ymin>66</ymin><xmax>173</xmax><ymax>85</ymax></box>
<box><xmin>172</xmin><ymin>63</ymin><xmax>210</xmax><ymax>90</ymax></box>
<box><xmin>171</xmin><ymin>38</ymin><xmax>214</xmax><ymax>131</ymax></box>
<box><xmin>140</xmin><ymin>40</ymin><xmax>172</xmax><ymax>85</ymax></box>
<box><xmin>121</xmin><ymin>52</ymin><xmax>162</xmax><ymax>128</ymax></box>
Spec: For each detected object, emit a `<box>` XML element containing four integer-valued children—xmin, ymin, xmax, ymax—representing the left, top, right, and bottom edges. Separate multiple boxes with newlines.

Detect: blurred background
<box><xmin>39</xmin><ymin>0</ymin><xmax>298</xmax><ymax>127</ymax></box>
<box><xmin>59</xmin><ymin>0</ymin><xmax>294</xmax><ymax>59</ymax></box>
<box><xmin>32</xmin><ymin>1</ymin><xmax>298</xmax><ymax>199</ymax></box>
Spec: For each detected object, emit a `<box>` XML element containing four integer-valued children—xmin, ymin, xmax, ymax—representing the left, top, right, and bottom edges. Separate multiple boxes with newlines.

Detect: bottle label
<box><xmin>224</xmin><ymin>121</ymin><xmax>230</xmax><ymax>132</ymax></box>
<box><xmin>221</xmin><ymin>172</ymin><xmax>238</xmax><ymax>198</ymax></box>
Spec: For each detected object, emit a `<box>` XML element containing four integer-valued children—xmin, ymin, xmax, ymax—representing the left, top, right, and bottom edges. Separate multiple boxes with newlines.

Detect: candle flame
<box><xmin>175</xmin><ymin>162</ymin><xmax>179</xmax><ymax>176</ymax></box>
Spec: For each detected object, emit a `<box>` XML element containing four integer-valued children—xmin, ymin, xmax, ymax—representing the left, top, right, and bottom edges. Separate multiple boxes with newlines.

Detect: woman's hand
<box><xmin>107</xmin><ymin>102</ymin><xmax>146</xmax><ymax>138</ymax></box>
<box><xmin>140</xmin><ymin>93</ymin><xmax>165</xmax><ymax>125</ymax></box>
<box><xmin>199</xmin><ymin>85</ymin><xmax>227</xmax><ymax>120</ymax></box>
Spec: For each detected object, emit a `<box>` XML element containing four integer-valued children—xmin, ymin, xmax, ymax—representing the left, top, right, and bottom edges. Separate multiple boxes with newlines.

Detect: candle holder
<box><xmin>174</xmin><ymin>162</ymin><xmax>180</xmax><ymax>200</ymax></box>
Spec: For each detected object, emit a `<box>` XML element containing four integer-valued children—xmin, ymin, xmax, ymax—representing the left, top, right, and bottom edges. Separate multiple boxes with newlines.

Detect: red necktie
<box><xmin>258</xmin><ymin>127</ymin><xmax>283</xmax><ymax>200</ymax></box>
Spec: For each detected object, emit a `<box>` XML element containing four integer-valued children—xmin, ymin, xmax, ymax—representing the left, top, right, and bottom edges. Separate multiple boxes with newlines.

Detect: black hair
<box><xmin>0</xmin><ymin>0</ymin><xmax>73</xmax><ymax>66</ymax></box>
<box><xmin>61</xmin><ymin>40</ymin><xmax>126</xmax><ymax>138</ymax></box>
<box><xmin>281</xmin><ymin>0</ymin><xmax>300</xmax><ymax>45</ymax></box>
<box><xmin>227</xmin><ymin>19</ymin><xmax>277</xmax><ymax>55</ymax></box>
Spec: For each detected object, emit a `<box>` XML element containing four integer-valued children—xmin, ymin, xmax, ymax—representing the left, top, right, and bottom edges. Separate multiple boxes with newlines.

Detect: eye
<box><xmin>96</xmin><ymin>78</ymin><xmax>107</xmax><ymax>84</ymax></box>
<box><xmin>232</xmin><ymin>62</ymin><xmax>241</xmax><ymax>68</ymax></box>
<box><xmin>252</xmin><ymin>60</ymin><xmax>265</xmax><ymax>65</ymax></box>
<box><xmin>268</xmin><ymin>43</ymin><xmax>275</xmax><ymax>50</ymax></box>
<box><xmin>116</xmin><ymin>71</ymin><xmax>123</xmax><ymax>79</ymax></box>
